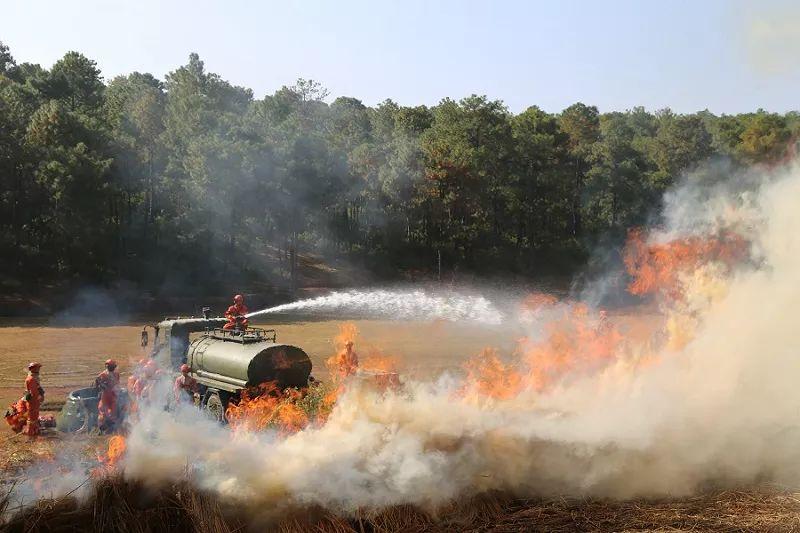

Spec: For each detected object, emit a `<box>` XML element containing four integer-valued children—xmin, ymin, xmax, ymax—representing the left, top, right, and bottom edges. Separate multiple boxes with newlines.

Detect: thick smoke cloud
<box><xmin>9</xmin><ymin>160</ymin><xmax>800</xmax><ymax>521</ymax></box>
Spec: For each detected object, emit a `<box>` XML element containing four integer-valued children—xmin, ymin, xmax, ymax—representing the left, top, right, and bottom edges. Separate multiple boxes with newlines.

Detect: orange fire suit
<box><xmin>23</xmin><ymin>373</ymin><xmax>44</xmax><ymax>436</ymax></box>
<box><xmin>223</xmin><ymin>303</ymin><xmax>249</xmax><ymax>330</ymax></box>
<box><xmin>4</xmin><ymin>397</ymin><xmax>28</xmax><ymax>433</ymax></box>
<box><xmin>173</xmin><ymin>374</ymin><xmax>199</xmax><ymax>404</ymax></box>
<box><xmin>96</xmin><ymin>368</ymin><xmax>120</xmax><ymax>427</ymax></box>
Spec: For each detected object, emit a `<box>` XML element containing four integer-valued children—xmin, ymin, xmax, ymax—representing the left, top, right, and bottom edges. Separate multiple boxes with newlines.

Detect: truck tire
<box><xmin>203</xmin><ymin>390</ymin><xmax>227</xmax><ymax>422</ymax></box>
<box><xmin>57</xmin><ymin>388</ymin><xmax>99</xmax><ymax>433</ymax></box>
<box><xmin>58</xmin><ymin>399</ymin><xmax>90</xmax><ymax>433</ymax></box>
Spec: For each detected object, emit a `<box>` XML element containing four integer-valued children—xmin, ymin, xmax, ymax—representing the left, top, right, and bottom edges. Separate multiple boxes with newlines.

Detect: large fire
<box><xmin>463</xmin><ymin>302</ymin><xmax>622</xmax><ymax>399</ymax></box>
<box><xmin>623</xmin><ymin>227</ymin><xmax>748</xmax><ymax>299</ymax></box>
<box><xmin>73</xmin><ymin>226</ymin><xmax>748</xmax><ymax>496</ymax></box>
<box><xmin>226</xmin><ymin>383</ymin><xmax>311</xmax><ymax>435</ymax></box>
<box><xmin>461</xmin><ymin>227</ymin><xmax>752</xmax><ymax>400</ymax></box>
<box><xmin>326</xmin><ymin>322</ymin><xmax>360</xmax><ymax>380</ymax></box>
<box><xmin>518</xmin><ymin>303</ymin><xmax>622</xmax><ymax>391</ymax></box>
<box><xmin>225</xmin><ymin>323</ymin><xmax>361</xmax><ymax>435</ymax></box>
<box><xmin>225</xmin><ymin>322</ymin><xmax>406</xmax><ymax>434</ymax></box>
<box><xmin>10</xmin><ymin>162</ymin><xmax>798</xmax><ymax>529</ymax></box>
<box><xmin>463</xmin><ymin>347</ymin><xmax>523</xmax><ymax>400</ymax></box>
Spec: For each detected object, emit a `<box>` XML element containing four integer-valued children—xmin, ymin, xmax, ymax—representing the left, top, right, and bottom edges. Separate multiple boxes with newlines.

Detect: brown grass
<box><xmin>4</xmin><ymin>477</ymin><xmax>800</xmax><ymax>533</ymax></box>
<box><xmin>0</xmin><ymin>317</ymin><xmax>544</xmax><ymax>407</ymax></box>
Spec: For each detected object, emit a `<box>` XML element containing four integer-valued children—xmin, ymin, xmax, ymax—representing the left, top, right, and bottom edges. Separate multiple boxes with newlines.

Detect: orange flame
<box><xmin>106</xmin><ymin>435</ymin><xmax>127</xmax><ymax>465</ymax></box>
<box><xmin>463</xmin><ymin>348</ymin><xmax>523</xmax><ymax>400</ymax></box>
<box><xmin>326</xmin><ymin>323</ymin><xmax>359</xmax><ymax>380</ymax></box>
<box><xmin>518</xmin><ymin>304</ymin><xmax>622</xmax><ymax>391</ymax></box>
<box><xmin>623</xmin><ymin>228</ymin><xmax>748</xmax><ymax>299</ymax></box>
<box><xmin>92</xmin><ymin>435</ymin><xmax>127</xmax><ymax>477</ymax></box>
<box><xmin>274</xmin><ymin>400</ymin><xmax>309</xmax><ymax>434</ymax></box>
<box><xmin>358</xmin><ymin>347</ymin><xmax>402</xmax><ymax>391</ymax></box>
<box><xmin>226</xmin><ymin>382</ymin><xmax>310</xmax><ymax>435</ymax></box>
<box><xmin>225</xmin><ymin>323</ymin><xmax>405</xmax><ymax>433</ymax></box>
<box><xmin>317</xmin><ymin>387</ymin><xmax>340</xmax><ymax>424</ymax></box>
<box><xmin>458</xmin><ymin>229</ymin><xmax>749</xmax><ymax>402</ymax></box>
<box><xmin>360</xmin><ymin>350</ymin><xmax>399</xmax><ymax>374</ymax></box>
<box><xmin>463</xmin><ymin>301</ymin><xmax>623</xmax><ymax>398</ymax></box>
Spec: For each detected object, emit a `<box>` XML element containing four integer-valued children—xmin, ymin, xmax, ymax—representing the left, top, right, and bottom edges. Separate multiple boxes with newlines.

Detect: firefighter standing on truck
<box><xmin>223</xmin><ymin>294</ymin><xmax>249</xmax><ymax>330</ymax></box>
<box><xmin>95</xmin><ymin>359</ymin><xmax>120</xmax><ymax>431</ymax></box>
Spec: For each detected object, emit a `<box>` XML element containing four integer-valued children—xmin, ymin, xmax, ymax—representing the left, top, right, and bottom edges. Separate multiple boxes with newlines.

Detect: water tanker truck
<box><xmin>59</xmin><ymin>314</ymin><xmax>313</xmax><ymax>430</ymax></box>
<box><xmin>148</xmin><ymin>316</ymin><xmax>312</xmax><ymax>420</ymax></box>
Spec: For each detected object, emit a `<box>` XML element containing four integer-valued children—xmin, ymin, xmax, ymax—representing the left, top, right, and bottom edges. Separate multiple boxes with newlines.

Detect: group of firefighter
<box><xmin>4</xmin><ymin>295</ymin><xmax>249</xmax><ymax>438</ymax></box>
<box><xmin>4</xmin><ymin>361</ymin><xmax>48</xmax><ymax>437</ymax></box>
<box><xmin>5</xmin><ymin>358</ymin><xmax>201</xmax><ymax>437</ymax></box>
<box><xmin>127</xmin><ymin>358</ymin><xmax>199</xmax><ymax>409</ymax></box>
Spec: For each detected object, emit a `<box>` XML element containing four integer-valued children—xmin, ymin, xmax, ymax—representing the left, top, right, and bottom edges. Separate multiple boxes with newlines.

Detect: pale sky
<box><xmin>2</xmin><ymin>0</ymin><xmax>800</xmax><ymax>114</ymax></box>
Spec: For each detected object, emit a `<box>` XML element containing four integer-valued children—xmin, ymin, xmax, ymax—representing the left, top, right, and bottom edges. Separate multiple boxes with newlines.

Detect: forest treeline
<box><xmin>0</xmin><ymin>43</ymin><xmax>796</xmax><ymax>294</ymax></box>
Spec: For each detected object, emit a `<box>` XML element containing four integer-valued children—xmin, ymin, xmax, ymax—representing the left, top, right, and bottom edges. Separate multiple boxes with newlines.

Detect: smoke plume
<box><xmin>10</xmin><ymin>160</ymin><xmax>800</xmax><ymax>523</ymax></box>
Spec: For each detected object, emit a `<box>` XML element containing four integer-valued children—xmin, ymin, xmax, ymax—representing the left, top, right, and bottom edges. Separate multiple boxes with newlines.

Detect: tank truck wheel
<box><xmin>58</xmin><ymin>399</ymin><xmax>91</xmax><ymax>434</ymax></box>
<box><xmin>203</xmin><ymin>391</ymin><xmax>227</xmax><ymax>423</ymax></box>
<box><xmin>74</xmin><ymin>402</ymin><xmax>92</xmax><ymax>433</ymax></box>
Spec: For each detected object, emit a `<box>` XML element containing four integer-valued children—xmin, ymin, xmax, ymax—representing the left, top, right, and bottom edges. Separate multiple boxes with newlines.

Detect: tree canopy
<box><xmin>0</xmin><ymin>43</ymin><xmax>795</xmax><ymax>296</ymax></box>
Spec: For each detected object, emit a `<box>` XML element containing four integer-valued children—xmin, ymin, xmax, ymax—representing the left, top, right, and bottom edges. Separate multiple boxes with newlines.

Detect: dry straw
<box><xmin>4</xmin><ymin>478</ymin><xmax>800</xmax><ymax>532</ymax></box>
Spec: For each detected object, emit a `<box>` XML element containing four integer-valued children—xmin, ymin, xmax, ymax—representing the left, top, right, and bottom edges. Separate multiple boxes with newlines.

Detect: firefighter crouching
<box><xmin>4</xmin><ymin>362</ymin><xmax>47</xmax><ymax>437</ymax></box>
<box><xmin>96</xmin><ymin>358</ymin><xmax>120</xmax><ymax>431</ymax></box>
<box><xmin>173</xmin><ymin>364</ymin><xmax>199</xmax><ymax>405</ymax></box>
<box><xmin>223</xmin><ymin>294</ymin><xmax>249</xmax><ymax>331</ymax></box>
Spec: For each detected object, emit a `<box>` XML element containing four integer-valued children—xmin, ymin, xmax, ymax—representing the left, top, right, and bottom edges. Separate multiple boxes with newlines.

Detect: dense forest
<box><xmin>0</xmin><ymin>43</ymin><xmax>797</xmax><ymax>297</ymax></box>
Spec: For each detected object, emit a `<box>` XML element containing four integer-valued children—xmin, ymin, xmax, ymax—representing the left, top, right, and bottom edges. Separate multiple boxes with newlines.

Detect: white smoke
<box><xmin>120</xmin><ymin>161</ymin><xmax>800</xmax><ymax>510</ymax></box>
<box><xmin>11</xmin><ymin>161</ymin><xmax>800</xmax><ymax>520</ymax></box>
<box><xmin>3</xmin><ymin>443</ymin><xmax>92</xmax><ymax>512</ymax></box>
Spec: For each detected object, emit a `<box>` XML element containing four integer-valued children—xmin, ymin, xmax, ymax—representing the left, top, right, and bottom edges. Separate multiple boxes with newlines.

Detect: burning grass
<box><xmin>623</xmin><ymin>227</ymin><xmax>749</xmax><ymax>300</ymax></box>
<box><xmin>3</xmin><ymin>476</ymin><xmax>800</xmax><ymax>532</ymax></box>
<box><xmin>225</xmin><ymin>380</ymin><xmax>335</xmax><ymax>434</ymax></box>
<box><xmin>225</xmin><ymin>322</ymin><xmax>404</xmax><ymax>435</ymax></box>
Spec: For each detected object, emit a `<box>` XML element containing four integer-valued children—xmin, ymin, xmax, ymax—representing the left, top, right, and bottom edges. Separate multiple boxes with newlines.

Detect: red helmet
<box><xmin>105</xmin><ymin>358</ymin><xmax>117</xmax><ymax>368</ymax></box>
<box><xmin>234</xmin><ymin>294</ymin><xmax>244</xmax><ymax>304</ymax></box>
<box><xmin>27</xmin><ymin>362</ymin><xmax>42</xmax><ymax>371</ymax></box>
<box><xmin>180</xmin><ymin>364</ymin><xmax>190</xmax><ymax>373</ymax></box>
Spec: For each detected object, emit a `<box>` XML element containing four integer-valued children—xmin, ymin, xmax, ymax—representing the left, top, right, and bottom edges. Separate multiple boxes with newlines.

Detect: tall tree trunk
<box><xmin>571</xmin><ymin>158</ymin><xmax>582</xmax><ymax>237</ymax></box>
<box><xmin>290</xmin><ymin>232</ymin><xmax>298</xmax><ymax>297</ymax></box>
